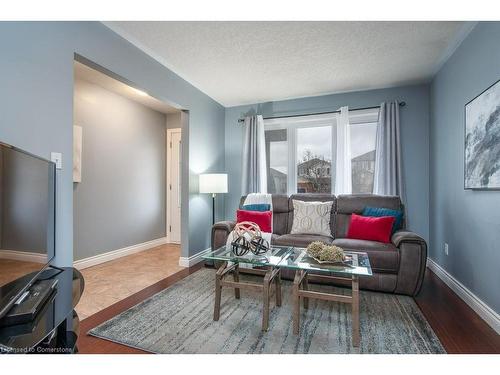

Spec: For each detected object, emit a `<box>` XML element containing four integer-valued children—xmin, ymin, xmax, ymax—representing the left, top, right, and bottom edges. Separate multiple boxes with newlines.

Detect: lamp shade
<box><xmin>199</xmin><ymin>173</ymin><xmax>228</xmax><ymax>194</ymax></box>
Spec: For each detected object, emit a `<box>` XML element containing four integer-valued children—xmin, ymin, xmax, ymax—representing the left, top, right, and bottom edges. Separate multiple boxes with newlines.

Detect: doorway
<box><xmin>72</xmin><ymin>57</ymin><xmax>187</xmax><ymax>320</ymax></box>
<box><xmin>166</xmin><ymin>129</ymin><xmax>182</xmax><ymax>244</ymax></box>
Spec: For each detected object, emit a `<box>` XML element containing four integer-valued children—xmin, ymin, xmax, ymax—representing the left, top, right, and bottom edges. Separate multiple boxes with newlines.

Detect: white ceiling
<box><xmin>74</xmin><ymin>61</ymin><xmax>179</xmax><ymax>114</ymax></box>
<box><xmin>105</xmin><ymin>21</ymin><xmax>465</xmax><ymax>107</ymax></box>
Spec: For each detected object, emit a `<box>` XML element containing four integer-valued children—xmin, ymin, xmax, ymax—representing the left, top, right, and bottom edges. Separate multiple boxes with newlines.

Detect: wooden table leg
<box><xmin>303</xmin><ymin>273</ymin><xmax>309</xmax><ymax>309</ymax></box>
<box><xmin>233</xmin><ymin>263</ymin><xmax>240</xmax><ymax>299</ymax></box>
<box><xmin>352</xmin><ymin>275</ymin><xmax>360</xmax><ymax>347</ymax></box>
<box><xmin>293</xmin><ymin>270</ymin><xmax>303</xmax><ymax>335</ymax></box>
<box><xmin>262</xmin><ymin>268</ymin><xmax>272</xmax><ymax>331</ymax></box>
<box><xmin>275</xmin><ymin>270</ymin><xmax>282</xmax><ymax>307</ymax></box>
<box><xmin>213</xmin><ymin>262</ymin><xmax>227</xmax><ymax>321</ymax></box>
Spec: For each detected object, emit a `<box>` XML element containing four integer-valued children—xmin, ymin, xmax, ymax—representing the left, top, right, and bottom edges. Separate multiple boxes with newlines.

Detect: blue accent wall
<box><xmin>430</xmin><ymin>22</ymin><xmax>500</xmax><ymax>313</ymax></box>
<box><xmin>225</xmin><ymin>84</ymin><xmax>431</xmax><ymax>241</ymax></box>
<box><xmin>0</xmin><ymin>22</ymin><xmax>225</xmax><ymax>264</ymax></box>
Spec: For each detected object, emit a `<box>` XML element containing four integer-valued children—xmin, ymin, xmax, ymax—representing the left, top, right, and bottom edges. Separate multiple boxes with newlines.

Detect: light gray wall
<box><xmin>0</xmin><ymin>22</ymin><xmax>225</xmax><ymax>265</ymax></box>
<box><xmin>73</xmin><ymin>78</ymin><xmax>167</xmax><ymax>261</ymax></box>
<box><xmin>430</xmin><ymin>22</ymin><xmax>500</xmax><ymax>313</ymax></box>
<box><xmin>225</xmin><ymin>84</ymin><xmax>431</xmax><ymax>240</ymax></box>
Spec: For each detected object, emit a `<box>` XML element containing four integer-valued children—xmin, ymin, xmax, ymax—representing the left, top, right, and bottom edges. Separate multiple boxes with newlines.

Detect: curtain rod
<box><xmin>237</xmin><ymin>101</ymin><xmax>406</xmax><ymax>123</ymax></box>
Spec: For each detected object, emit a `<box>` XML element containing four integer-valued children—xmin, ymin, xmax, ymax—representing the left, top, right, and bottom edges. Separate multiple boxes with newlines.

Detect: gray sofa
<box><xmin>211</xmin><ymin>194</ymin><xmax>427</xmax><ymax>296</ymax></box>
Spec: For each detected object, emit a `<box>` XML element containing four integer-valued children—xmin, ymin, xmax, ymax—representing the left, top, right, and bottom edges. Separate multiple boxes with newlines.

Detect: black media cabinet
<box><xmin>0</xmin><ymin>267</ymin><xmax>84</xmax><ymax>354</ymax></box>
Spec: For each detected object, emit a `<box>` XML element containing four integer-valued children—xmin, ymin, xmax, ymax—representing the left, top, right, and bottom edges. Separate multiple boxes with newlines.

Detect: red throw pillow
<box><xmin>236</xmin><ymin>210</ymin><xmax>272</xmax><ymax>233</ymax></box>
<box><xmin>346</xmin><ymin>213</ymin><xmax>395</xmax><ymax>243</ymax></box>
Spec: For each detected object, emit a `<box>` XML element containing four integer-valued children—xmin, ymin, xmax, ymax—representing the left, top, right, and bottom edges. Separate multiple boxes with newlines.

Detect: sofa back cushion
<box><xmin>270</xmin><ymin>195</ymin><xmax>290</xmax><ymax>235</ymax></box>
<box><xmin>239</xmin><ymin>193</ymin><xmax>403</xmax><ymax>238</ymax></box>
<box><xmin>335</xmin><ymin>194</ymin><xmax>404</xmax><ymax>238</ymax></box>
<box><xmin>287</xmin><ymin>194</ymin><xmax>336</xmax><ymax>236</ymax></box>
<box><xmin>239</xmin><ymin>194</ymin><xmax>289</xmax><ymax>235</ymax></box>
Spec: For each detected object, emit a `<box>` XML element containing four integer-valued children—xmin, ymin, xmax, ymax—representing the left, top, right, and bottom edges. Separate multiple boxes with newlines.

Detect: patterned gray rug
<box><xmin>89</xmin><ymin>268</ymin><xmax>445</xmax><ymax>354</ymax></box>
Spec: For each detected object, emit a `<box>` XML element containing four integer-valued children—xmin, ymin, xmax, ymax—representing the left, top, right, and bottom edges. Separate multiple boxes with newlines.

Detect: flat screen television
<box><xmin>0</xmin><ymin>142</ymin><xmax>56</xmax><ymax>320</ymax></box>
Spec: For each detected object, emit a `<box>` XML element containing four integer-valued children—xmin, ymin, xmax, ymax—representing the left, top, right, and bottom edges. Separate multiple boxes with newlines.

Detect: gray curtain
<box><xmin>373</xmin><ymin>101</ymin><xmax>405</xmax><ymax>202</ymax></box>
<box><xmin>241</xmin><ymin>115</ymin><xmax>267</xmax><ymax>195</ymax></box>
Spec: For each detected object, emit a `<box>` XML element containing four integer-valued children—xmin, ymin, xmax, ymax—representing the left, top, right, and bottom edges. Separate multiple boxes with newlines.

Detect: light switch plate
<box><xmin>51</xmin><ymin>152</ymin><xmax>62</xmax><ymax>170</ymax></box>
<box><xmin>444</xmin><ymin>243</ymin><xmax>449</xmax><ymax>256</ymax></box>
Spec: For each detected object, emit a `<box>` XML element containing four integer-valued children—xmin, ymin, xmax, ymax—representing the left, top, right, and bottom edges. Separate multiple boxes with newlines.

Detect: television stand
<box><xmin>0</xmin><ymin>279</ymin><xmax>59</xmax><ymax>327</ymax></box>
<box><xmin>0</xmin><ymin>267</ymin><xmax>84</xmax><ymax>354</ymax></box>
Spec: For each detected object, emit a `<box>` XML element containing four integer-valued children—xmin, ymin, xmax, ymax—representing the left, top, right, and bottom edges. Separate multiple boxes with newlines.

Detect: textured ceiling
<box><xmin>105</xmin><ymin>21</ymin><xmax>464</xmax><ymax>107</ymax></box>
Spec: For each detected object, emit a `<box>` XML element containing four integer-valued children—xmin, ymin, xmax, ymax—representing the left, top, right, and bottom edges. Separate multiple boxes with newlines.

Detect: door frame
<box><xmin>166</xmin><ymin>128</ymin><xmax>182</xmax><ymax>244</ymax></box>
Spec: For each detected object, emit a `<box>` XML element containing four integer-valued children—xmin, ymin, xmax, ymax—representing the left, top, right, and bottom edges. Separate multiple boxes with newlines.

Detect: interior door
<box><xmin>168</xmin><ymin>129</ymin><xmax>181</xmax><ymax>243</ymax></box>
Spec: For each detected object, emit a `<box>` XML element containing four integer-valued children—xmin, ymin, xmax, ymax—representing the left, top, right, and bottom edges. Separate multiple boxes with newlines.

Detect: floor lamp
<box><xmin>199</xmin><ymin>173</ymin><xmax>228</xmax><ymax>225</ymax></box>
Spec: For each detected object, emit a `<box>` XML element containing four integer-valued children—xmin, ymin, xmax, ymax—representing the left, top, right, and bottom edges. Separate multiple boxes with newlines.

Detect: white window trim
<box><xmin>265</xmin><ymin>113</ymin><xmax>337</xmax><ymax>196</ymax></box>
<box><xmin>264</xmin><ymin>108</ymin><xmax>379</xmax><ymax>195</ymax></box>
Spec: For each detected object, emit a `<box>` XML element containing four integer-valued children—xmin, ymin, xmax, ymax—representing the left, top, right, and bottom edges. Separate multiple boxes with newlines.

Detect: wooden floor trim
<box><xmin>77</xmin><ymin>264</ymin><xmax>500</xmax><ymax>354</ymax></box>
<box><xmin>426</xmin><ymin>258</ymin><xmax>499</xmax><ymax>334</ymax></box>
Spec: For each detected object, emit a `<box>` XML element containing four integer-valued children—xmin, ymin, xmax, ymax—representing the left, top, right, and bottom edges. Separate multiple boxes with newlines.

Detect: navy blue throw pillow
<box><xmin>362</xmin><ymin>206</ymin><xmax>404</xmax><ymax>234</ymax></box>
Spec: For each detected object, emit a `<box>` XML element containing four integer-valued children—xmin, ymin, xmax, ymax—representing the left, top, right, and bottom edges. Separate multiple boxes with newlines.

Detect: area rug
<box><xmin>88</xmin><ymin>268</ymin><xmax>445</xmax><ymax>354</ymax></box>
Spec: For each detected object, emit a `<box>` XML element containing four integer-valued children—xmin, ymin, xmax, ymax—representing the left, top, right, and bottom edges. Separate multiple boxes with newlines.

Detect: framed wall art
<box><xmin>464</xmin><ymin>79</ymin><xmax>500</xmax><ymax>190</ymax></box>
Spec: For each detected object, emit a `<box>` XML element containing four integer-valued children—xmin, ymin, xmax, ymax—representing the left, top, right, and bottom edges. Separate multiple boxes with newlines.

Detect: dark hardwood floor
<box><xmin>77</xmin><ymin>265</ymin><xmax>500</xmax><ymax>354</ymax></box>
<box><xmin>414</xmin><ymin>268</ymin><xmax>500</xmax><ymax>354</ymax></box>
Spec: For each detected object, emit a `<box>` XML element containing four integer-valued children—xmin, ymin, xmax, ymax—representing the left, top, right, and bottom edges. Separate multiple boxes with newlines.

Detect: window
<box><xmin>296</xmin><ymin>126</ymin><xmax>332</xmax><ymax>193</ymax></box>
<box><xmin>350</xmin><ymin>122</ymin><xmax>377</xmax><ymax>193</ymax></box>
<box><xmin>265</xmin><ymin>109</ymin><xmax>378</xmax><ymax>195</ymax></box>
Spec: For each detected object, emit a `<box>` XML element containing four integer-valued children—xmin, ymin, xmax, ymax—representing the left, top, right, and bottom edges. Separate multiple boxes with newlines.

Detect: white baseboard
<box><xmin>74</xmin><ymin>237</ymin><xmax>168</xmax><ymax>270</ymax></box>
<box><xmin>179</xmin><ymin>248</ymin><xmax>210</xmax><ymax>268</ymax></box>
<box><xmin>0</xmin><ymin>249</ymin><xmax>47</xmax><ymax>263</ymax></box>
<box><xmin>427</xmin><ymin>257</ymin><xmax>500</xmax><ymax>334</ymax></box>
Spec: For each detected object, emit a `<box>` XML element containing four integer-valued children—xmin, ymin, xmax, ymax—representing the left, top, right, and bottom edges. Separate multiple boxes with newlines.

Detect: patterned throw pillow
<box><xmin>290</xmin><ymin>200</ymin><xmax>334</xmax><ymax>236</ymax></box>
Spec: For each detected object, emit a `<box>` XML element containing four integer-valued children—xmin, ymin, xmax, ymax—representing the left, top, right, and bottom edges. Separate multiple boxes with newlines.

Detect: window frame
<box><xmin>265</xmin><ymin>113</ymin><xmax>337</xmax><ymax>195</ymax></box>
<box><xmin>264</xmin><ymin>108</ymin><xmax>379</xmax><ymax>195</ymax></box>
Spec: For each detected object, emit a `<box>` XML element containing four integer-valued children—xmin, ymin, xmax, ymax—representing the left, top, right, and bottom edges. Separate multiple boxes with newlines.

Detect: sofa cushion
<box><xmin>346</xmin><ymin>213</ymin><xmax>395</xmax><ymax>243</ymax></box>
<box><xmin>287</xmin><ymin>194</ymin><xmax>336</xmax><ymax>236</ymax></box>
<box><xmin>273</xmin><ymin>234</ymin><xmax>334</xmax><ymax>247</ymax></box>
<box><xmin>271</xmin><ymin>195</ymin><xmax>290</xmax><ymax>235</ymax></box>
<box><xmin>290</xmin><ymin>199</ymin><xmax>334</xmax><ymax>236</ymax></box>
<box><xmin>236</xmin><ymin>209</ymin><xmax>272</xmax><ymax>233</ymax></box>
<box><xmin>242</xmin><ymin>203</ymin><xmax>271</xmax><ymax>212</ymax></box>
<box><xmin>240</xmin><ymin>194</ymin><xmax>289</xmax><ymax>235</ymax></box>
<box><xmin>363</xmin><ymin>206</ymin><xmax>404</xmax><ymax>234</ymax></box>
<box><xmin>335</xmin><ymin>194</ymin><xmax>403</xmax><ymax>237</ymax></box>
<box><xmin>332</xmin><ymin>238</ymin><xmax>400</xmax><ymax>273</ymax></box>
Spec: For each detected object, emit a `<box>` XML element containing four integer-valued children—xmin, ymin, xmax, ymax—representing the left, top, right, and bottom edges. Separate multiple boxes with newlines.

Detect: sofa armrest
<box><xmin>391</xmin><ymin>230</ymin><xmax>427</xmax><ymax>296</ymax></box>
<box><xmin>391</xmin><ymin>230</ymin><xmax>426</xmax><ymax>247</ymax></box>
<box><xmin>211</xmin><ymin>220</ymin><xmax>236</xmax><ymax>250</ymax></box>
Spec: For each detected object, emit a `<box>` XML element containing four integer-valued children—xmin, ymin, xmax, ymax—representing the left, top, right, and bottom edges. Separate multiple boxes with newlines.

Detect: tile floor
<box><xmin>76</xmin><ymin>244</ymin><xmax>184</xmax><ymax>320</ymax></box>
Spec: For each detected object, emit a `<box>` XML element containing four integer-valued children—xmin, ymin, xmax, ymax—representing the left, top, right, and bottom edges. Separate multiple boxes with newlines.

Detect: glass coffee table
<box><xmin>278</xmin><ymin>248</ymin><xmax>372</xmax><ymax>347</ymax></box>
<box><xmin>203</xmin><ymin>245</ymin><xmax>292</xmax><ymax>331</ymax></box>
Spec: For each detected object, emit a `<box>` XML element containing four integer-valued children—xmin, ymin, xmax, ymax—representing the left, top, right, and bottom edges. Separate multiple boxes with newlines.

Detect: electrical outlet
<box><xmin>444</xmin><ymin>243</ymin><xmax>449</xmax><ymax>256</ymax></box>
<box><xmin>50</xmin><ymin>152</ymin><xmax>62</xmax><ymax>170</ymax></box>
